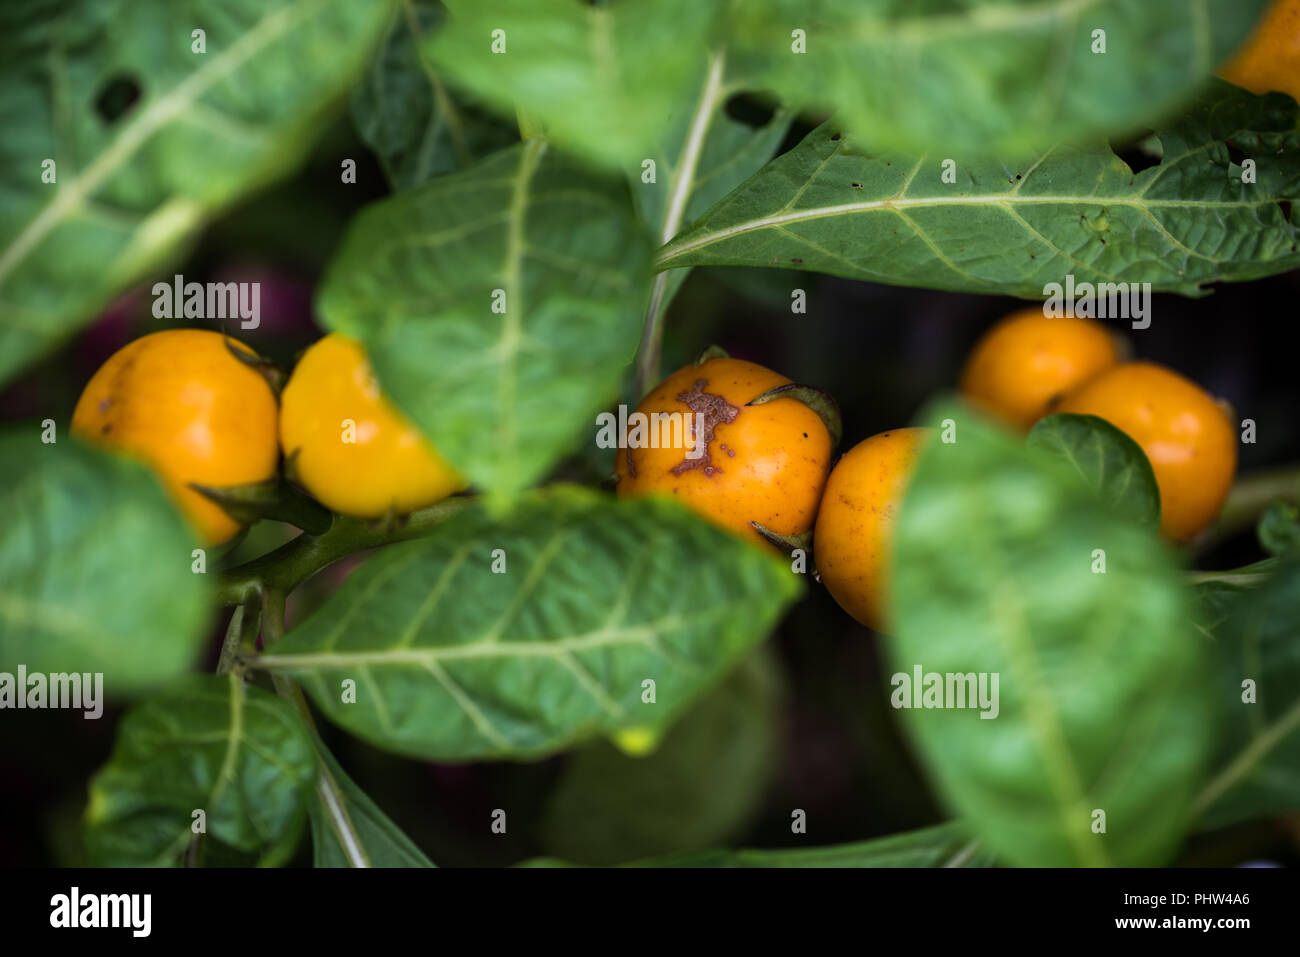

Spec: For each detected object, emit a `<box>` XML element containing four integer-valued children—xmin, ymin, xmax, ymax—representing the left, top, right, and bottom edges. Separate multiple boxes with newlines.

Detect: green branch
<box><xmin>218</xmin><ymin>496</ymin><xmax>477</xmax><ymax>606</ymax></box>
<box><xmin>1192</xmin><ymin>464</ymin><xmax>1300</xmax><ymax>555</ymax></box>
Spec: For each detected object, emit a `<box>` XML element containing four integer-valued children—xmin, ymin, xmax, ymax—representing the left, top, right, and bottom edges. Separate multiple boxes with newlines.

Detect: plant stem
<box><xmin>217</xmin><ymin>600</ymin><xmax>260</xmax><ymax>674</ymax></box>
<box><xmin>516</xmin><ymin>108</ymin><xmax>545</xmax><ymax>141</ymax></box>
<box><xmin>1186</xmin><ymin>570</ymin><xmax>1271</xmax><ymax>587</ymax></box>
<box><xmin>218</xmin><ymin>495</ymin><xmax>476</xmax><ymax>606</ymax></box>
<box><xmin>634</xmin><ymin>50</ymin><xmax>727</xmax><ymax>400</ymax></box>
<box><xmin>1192</xmin><ymin>464</ymin><xmax>1300</xmax><ymax>554</ymax></box>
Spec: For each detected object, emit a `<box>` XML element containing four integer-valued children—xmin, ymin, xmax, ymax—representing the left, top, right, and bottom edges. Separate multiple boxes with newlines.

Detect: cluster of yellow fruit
<box><xmin>72</xmin><ymin>330</ymin><xmax>464</xmax><ymax>544</ymax></box>
<box><xmin>616</xmin><ymin>311</ymin><xmax>1237</xmax><ymax>634</ymax></box>
<box><xmin>70</xmin><ymin>315</ymin><xmax>1239</xmax><ymax>637</ymax></box>
<box><xmin>960</xmin><ymin>308</ymin><xmax>1238</xmax><ymax>543</ymax></box>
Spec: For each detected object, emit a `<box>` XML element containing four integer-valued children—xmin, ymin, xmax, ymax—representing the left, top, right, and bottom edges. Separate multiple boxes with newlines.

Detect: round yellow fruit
<box><xmin>614</xmin><ymin>357</ymin><xmax>834</xmax><ymax>546</ymax></box>
<box><xmin>959</xmin><ymin>308</ymin><xmax>1121</xmax><ymax>431</ymax></box>
<box><xmin>1219</xmin><ymin>0</ymin><xmax>1300</xmax><ymax>102</ymax></box>
<box><xmin>71</xmin><ymin>329</ymin><xmax>280</xmax><ymax>544</ymax></box>
<box><xmin>813</xmin><ymin>428</ymin><xmax>929</xmax><ymax>632</ymax></box>
<box><xmin>1056</xmin><ymin>362</ymin><xmax>1238</xmax><ymax>542</ymax></box>
<box><xmin>279</xmin><ymin>333</ymin><xmax>466</xmax><ymax>517</ymax></box>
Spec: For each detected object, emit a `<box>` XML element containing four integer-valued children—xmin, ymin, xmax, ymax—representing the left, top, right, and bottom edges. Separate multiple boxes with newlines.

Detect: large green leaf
<box><xmin>633</xmin><ymin>49</ymin><xmax>793</xmax><ymax>335</ymax></box>
<box><xmin>257</xmin><ymin>488</ymin><xmax>802</xmax><ymax>761</ymax></box>
<box><xmin>0</xmin><ymin>431</ymin><xmax>210</xmax><ymax>692</ymax></box>
<box><xmin>316</xmin><ymin>141</ymin><xmax>652</xmax><ymax>497</ymax></box>
<box><xmin>887</xmin><ymin>401</ymin><xmax>1212</xmax><ymax>867</ymax></box>
<box><xmin>309</xmin><ymin>737</ymin><xmax>434</xmax><ymax>867</ymax></box>
<box><xmin>524</xmin><ymin>821</ymin><xmax>994</xmax><ymax>868</ymax></box>
<box><xmin>427</xmin><ymin>0</ymin><xmax>719</xmax><ymax>171</ymax></box>
<box><xmin>658</xmin><ymin>83</ymin><xmax>1300</xmax><ymax>296</ymax></box>
<box><xmin>538</xmin><ymin>649</ymin><xmax>781</xmax><ymax>865</ymax></box>
<box><xmin>1194</xmin><ymin>560</ymin><xmax>1300</xmax><ymax>829</ymax></box>
<box><xmin>351</xmin><ymin>0</ymin><xmax>516</xmax><ymax>191</ymax></box>
<box><xmin>84</xmin><ymin>674</ymin><xmax>317</xmax><ymax>866</ymax></box>
<box><xmin>0</xmin><ymin>0</ymin><xmax>393</xmax><ymax>385</ymax></box>
<box><xmin>730</xmin><ymin>0</ymin><xmax>1269</xmax><ymax>157</ymax></box>
<box><xmin>1027</xmin><ymin>413</ymin><xmax>1160</xmax><ymax>530</ymax></box>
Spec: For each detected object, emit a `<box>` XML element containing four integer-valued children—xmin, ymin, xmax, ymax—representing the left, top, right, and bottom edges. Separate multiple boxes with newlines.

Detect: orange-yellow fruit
<box><xmin>71</xmin><ymin>329</ymin><xmax>280</xmax><ymax>544</ymax></box>
<box><xmin>813</xmin><ymin>428</ymin><xmax>929</xmax><ymax>632</ymax></box>
<box><xmin>1218</xmin><ymin>0</ymin><xmax>1300</xmax><ymax>102</ymax></box>
<box><xmin>1056</xmin><ymin>362</ymin><xmax>1238</xmax><ymax>542</ymax></box>
<box><xmin>614</xmin><ymin>357</ymin><xmax>833</xmax><ymax>545</ymax></box>
<box><xmin>959</xmin><ymin>308</ymin><xmax>1121</xmax><ymax>430</ymax></box>
<box><xmin>279</xmin><ymin>334</ymin><xmax>466</xmax><ymax>518</ymax></box>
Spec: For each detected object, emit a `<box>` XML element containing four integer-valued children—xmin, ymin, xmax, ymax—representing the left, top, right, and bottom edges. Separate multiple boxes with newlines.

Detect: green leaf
<box><xmin>730</xmin><ymin>0</ymin><xmax>1270</xmax><ymax>157</ymax></box>
<box><xmin>887</xmin><ymin>401</ymin><xmax>1212</xmax><ymax>867</ymax></box>
<box><xmin>658</xmin><ymin>83</ymin><xmax>1300</xmax><ymax>297</ymax></box>
<box><xmin>0</xmin><ymin>0</ymin><xmax>394</xmax><ymax>385</ymax></box>
<box><xmin>1257</xmin><ymin>501</ymin><xmax>1300</xmax><ymax>558</ymax></box>
<box><xmin>317</xmin><ymin>141</ymin><xmax>652</xmax><ymax>497</ymax></box>
<box><xmin>427</xmin><ymin>0</ymin><xmax>720</xmax><ymax>171</ymax></box>
<box><xmin>1194</xmin><ymin>560</ymin><xmax>1300</xmax><ymax>828</ymax></box>
<box><xmin>1027</xmin><ymin>413</ymin><xmax>1160</xmax><ymax>530</ymax></box>
<box><xmin>257</xmin><ymin>487</ymin><xmax>802</xmax><ymax>761</ymax></box>
<box><xmin>523</xmin><ymin>821</ymin><xmax>993</xmax><ymax>868</ymax></box>
<box><xmin>84</xmin><ymin>674</ymin><xmax>317</xmax><ymax>866</ymax></box>
<box><xmin>538</xmin><ymin>649</ymin><xmax>781</xmax><ymax>865</ymax></box>
<box><xmin>351</xmin><ymin>0</ymin><xmax>516</xmax><ymax>191</ymax></box>
<box><xmin>0</xmin><ymin>430</ymin><xmax>210</xmax><ymax>692</ymax></box>
<box><xmin>309</xmin><ymin>737</ymin><xmax>435</xmax><ymax>867</ymax></box>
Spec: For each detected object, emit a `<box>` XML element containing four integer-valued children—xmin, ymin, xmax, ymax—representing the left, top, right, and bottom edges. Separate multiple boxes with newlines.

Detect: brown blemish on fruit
<box><xmin>671</xmin><ymin>379</ymin><xmax>738</xmax><ymax>477</ymax></box>
<box><xmin>624</xmin><ymin>444</ymin><xmax>637</xmax><ymax>478</ymax></box>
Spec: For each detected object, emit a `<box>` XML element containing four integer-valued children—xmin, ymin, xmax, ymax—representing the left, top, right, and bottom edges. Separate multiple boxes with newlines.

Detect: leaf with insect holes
<box><xmin>657</xmin><ymin>82</ymin><xmax>1300</xmax><ymax>297</ymax></box>
<box><xmin>257</xmin><ymin>488</ymin><xmax>802</xmax><ymax>761</ymax></box>
<box><xmin>729</xmin><ymin>0</ymin><xmax>1271</xmax><ymax>157</ymax></box>
<box><xmin>427</xmin><ymin>0</ymin><xmax>720</xmax><ymax>171</ymax></box>
<box><xmin>351</xmin><ymin>0</ymin><xmax>516</xmax><ymax>191</ymax></box>
<box><xmin>886</xmin><ymin>402</ymin><xmax>1213</xmax><ymax>867</ymax></box>
<box><xmin>308</xmin><ymin>737</ymin><xmax>434</xmax><ymax>867</ymax></box>
<box><xmin>1027</xmin><ymin>413</ymin><xmax>1160</xmax><ymax>530</ymax></box>
<box><xmin>316</xmin><ymin>141</ymin><xmax>652</xmax><ymax>497</ymax></box>
<box><xmin>1195</xmin><ymin>560</ymin><xmax>1300</xmax><ymax>829</ymax></box>
<box><xmin>84</xmin><ymin>675</ymin><xmax>316</xmax><ymax>866</ymax></box>
<box><xmin>523</xmin><ymin>821</ymin><xmax>993</xmax><ymax>868</ymax></box>
<box><xmin>0</xmin><ymin>0</ymin><xmax>394</xmax><ymax>385</ymax></box>
<box><xmin>0</xmin><ymin>430</ymin><xmax>210</xmax><ymax>691</ymax></box>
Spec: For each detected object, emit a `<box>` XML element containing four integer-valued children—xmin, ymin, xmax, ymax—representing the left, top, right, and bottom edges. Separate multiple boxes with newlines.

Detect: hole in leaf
<box><xmin>850</xmin><ymin>182</ymin><xmax>862</xmax><ymax>188</ymax></box>
<box><xmin>1280</xmin><ymin>200</ymin><xmax>1293</xmax><ymax>223</ymax></box>
<box><xmin>830</xmin><ymin>132</ymin><xmax>842</xmax><ymax>141</ymax></box>
<box><xmin>723</xmin><ymin>93</ymin><xmax>777</xmax><ymax>129</ymax></box>
<box><xmin>94</xmin><ymin>74</ymin><xmax>142</xmax><ymax>123</ymax></box>
<box><xmin>1111</xmin><ymin>130</ymin><xmax>1161</xmax><ymax>176</ymax></box>
<box><xmin>1226</xmin><ymin>140</ymin><xmax>1249</xmax><ymax>168</ymax></box>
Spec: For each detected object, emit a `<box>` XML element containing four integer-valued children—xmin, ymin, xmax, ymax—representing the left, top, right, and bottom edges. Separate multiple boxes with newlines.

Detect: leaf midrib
<box><xmin>656</xmin><ymin>192</ymin><xmax>1285</xmax><ymax>267</ymax></box>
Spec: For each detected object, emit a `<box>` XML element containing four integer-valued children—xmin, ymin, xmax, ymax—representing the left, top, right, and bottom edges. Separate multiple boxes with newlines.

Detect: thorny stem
<box><xmin>218</xmin><ymin>495</ymin><xmax>476</xmax><ymax>607</ymax></box>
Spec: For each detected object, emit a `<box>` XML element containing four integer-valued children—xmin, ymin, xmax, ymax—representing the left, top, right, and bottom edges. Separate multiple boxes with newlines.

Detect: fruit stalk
<box><xmin>218</xmin><ymin>495</ymin><xmax>477</xmax><ymax>605</ymax></box>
